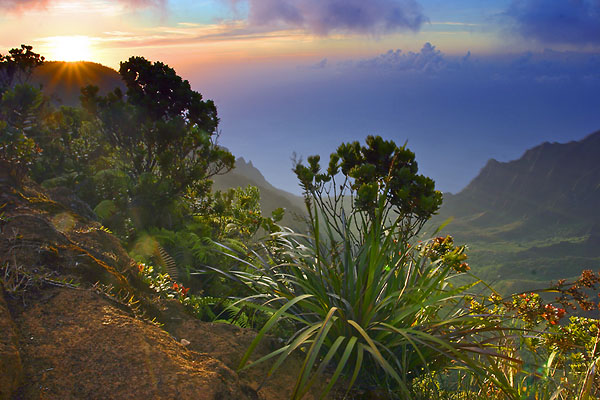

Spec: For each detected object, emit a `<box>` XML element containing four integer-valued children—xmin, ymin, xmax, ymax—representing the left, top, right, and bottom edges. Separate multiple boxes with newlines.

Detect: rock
<box><xmin>0</xmin><ymin>291</ymin><xmax>23</xmax><ymax>400</ymax></box>
<box><xmin>12</xmin><ymin>288</ymin><xmax>251</xmax><ymax>400</ymax></box>
<box><xmin>47</xmin><ymin>186</ymin><xmax>97</xmax><ymax>222</ymax></box>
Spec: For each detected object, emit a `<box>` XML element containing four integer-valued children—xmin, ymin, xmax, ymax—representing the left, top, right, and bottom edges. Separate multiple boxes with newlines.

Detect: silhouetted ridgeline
<box><xmin>31</xmin><ymin>61</ymin><xmax>125</xmax><ymax>106</ymax></box>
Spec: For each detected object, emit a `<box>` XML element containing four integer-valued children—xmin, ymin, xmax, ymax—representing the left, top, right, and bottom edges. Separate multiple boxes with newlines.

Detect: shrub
<box><xmin>223</xmin><ymin>137</ymin><xmax>518</xmax><ymax>398</ymax></box>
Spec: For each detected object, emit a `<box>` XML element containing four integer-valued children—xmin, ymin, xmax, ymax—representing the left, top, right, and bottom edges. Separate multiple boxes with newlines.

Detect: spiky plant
<box><xmin>219</xmin><ymin>136</ymin><xmax>521</xmax><ymax>398</ymax></box>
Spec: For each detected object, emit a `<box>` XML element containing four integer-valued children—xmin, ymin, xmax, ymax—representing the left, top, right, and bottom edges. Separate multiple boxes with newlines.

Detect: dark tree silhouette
<box><xmin>0</xmin><ymin>44</ymin><xmax>45</xmax><ymax>92</ymax></box>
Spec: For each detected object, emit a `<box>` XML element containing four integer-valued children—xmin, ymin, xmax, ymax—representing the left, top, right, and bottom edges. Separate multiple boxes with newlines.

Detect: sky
<box><xmin>1</xmin><ymin>0</ymin><xmax>600</xmax><ymax>194</ymax></box>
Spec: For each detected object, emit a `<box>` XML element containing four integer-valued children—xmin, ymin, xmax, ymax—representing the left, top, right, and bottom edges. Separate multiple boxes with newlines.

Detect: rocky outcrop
<box><xmin>11</xmin><ymin>288</ymin><xmax>249</xmax><ymax>399</ymax></box>
<box><xmin>0</xmin><ymin>178</ymin><xmax>318</xmax><ymax>399</ymax></box>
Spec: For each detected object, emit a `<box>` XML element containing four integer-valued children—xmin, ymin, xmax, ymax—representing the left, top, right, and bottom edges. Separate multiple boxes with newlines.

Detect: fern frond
<box><xmin>155</xmin><ymin>244</ymin><xmax>178</xmax><ymax>280</ymax></box>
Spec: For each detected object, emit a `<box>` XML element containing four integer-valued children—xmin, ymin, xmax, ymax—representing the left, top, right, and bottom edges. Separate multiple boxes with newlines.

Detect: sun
<box><xmin>47</xmin><ymin>36</ymin><xmax>94</xmax><ymax>62</ymax></box>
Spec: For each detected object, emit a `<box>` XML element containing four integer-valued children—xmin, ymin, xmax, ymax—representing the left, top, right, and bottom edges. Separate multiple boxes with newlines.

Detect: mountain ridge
<box><xmin>439</xmin><ymin>130</ymin><xmax>600</xmax><ymax>239</ymax></box>
<box><xmin>31</xmin><ymin>61</ymin><xmax>125</xmax><ymax>106</ymax></box>
<box><xmin>432</xmin><ymin>130</ymin><xmax>600</xmax><ymax>292</ymax></box>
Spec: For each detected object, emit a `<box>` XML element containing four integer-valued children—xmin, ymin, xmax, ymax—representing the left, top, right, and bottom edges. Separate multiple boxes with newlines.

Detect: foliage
<box><xmin>80</xmin><ymin>56</ymin><xmax>234</xmax><ymax>199</ymax></box>
<box><xmin>73</xmin><ymin>57</ymin><xmax>235</xmax><ymax>231</ymax></box>
<box><xmin>31</xmin><ymin>106</ymin><xmax>110</xmax><ymax>184</ymax></box>
<box><xmin>217</xmin><ymin>138</ymin><xmax>516</xmax><ymax>398</ymax></box>
<box><xmin>0</xmin><ymin>84</ymin><xmax>46</xmax><ymax>183</ymax></box>
<box><xmin>136</xmin><ymin>261</ymin><xmax>189</xmax><ymax>299</ymax></box>
<box><xmin>130</xmin><ymin>186</ymin><xmax>284</xmax><ymax>297</ymax></box>
<box><xmin>229</xmin><ymin>208</ymin><xmax>523</xmax><ymax>398</ymax></box>
<box><xmin>136</xmin><ymin>260</ymin><xmax>251</xmax><ymax>326</ymax></box>
<box><xmin>420</xmin><ymin>270</ymin><xmax>600</xmax><ymax>400</ymax></box>
<box><xmin>192</xmin><ymin>185</ymin><xmax>284</xmax><ymax>240</ymax></box>
<box><xmin>294</xmin><ymin>135</ymin><xmax>442</xmax><ymax>244</ymax></box>
<box><xmin>0</xmin><ymin>44</ymin><xmax>44</xmax><ymax>92</ymax></box>
<box><xmin>0</xmin><ymin>45</ymin><xmax>46</xmax><ymax>182</ymax></box>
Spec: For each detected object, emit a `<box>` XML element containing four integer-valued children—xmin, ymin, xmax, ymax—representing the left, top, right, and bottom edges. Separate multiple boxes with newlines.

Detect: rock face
<box><xmin>0</xmin><ymin>178</ymin><xmax>317</xmax><ymax>400</ymax></box>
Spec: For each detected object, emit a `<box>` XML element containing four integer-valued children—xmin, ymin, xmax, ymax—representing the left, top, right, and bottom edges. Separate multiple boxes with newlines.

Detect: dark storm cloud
<box><xmin>231</xmin><ymin>0</ymin><xmax>428</xmax><ymax>35</ymax></box>
<box><xmin>506</xmin><ymin>0</ymin><xmax>600</xmax><ymax>45</ymax></box>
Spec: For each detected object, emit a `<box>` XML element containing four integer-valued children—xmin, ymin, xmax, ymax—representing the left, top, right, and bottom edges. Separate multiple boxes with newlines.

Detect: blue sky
<box><xmin>1</xmin><ymin>0</ymin><xmax>600</xmax><ymax>194</ymax></box>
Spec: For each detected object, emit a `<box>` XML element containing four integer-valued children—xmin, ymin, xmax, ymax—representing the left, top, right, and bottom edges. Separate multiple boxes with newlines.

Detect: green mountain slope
<box><xmin>212</xmin><ymin>157</ymin><xmax>307</xmax><ymax>232</ymax></box>
<box><xmin>432</xmin><ymin>130</ymin><xmax>600</xmax><ymax>293</ymax></box>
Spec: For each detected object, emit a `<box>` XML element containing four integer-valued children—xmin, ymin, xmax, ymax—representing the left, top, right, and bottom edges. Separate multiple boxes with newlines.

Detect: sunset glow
<box><xmin>45</xmin><ymin>36</ymin><xmax>94</xmax><ymax>62</ymax></box>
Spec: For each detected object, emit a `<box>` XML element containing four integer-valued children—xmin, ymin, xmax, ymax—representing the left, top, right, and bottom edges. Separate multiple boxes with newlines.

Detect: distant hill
<box><xmin>212</xmin><ymin>157</ymin><xmax>307</xmax><ymax>232</ymax></box>
<box><xmin>31</xmin><ymin>61</ymin><xmax>124</xmax><ymax>106</ymax></box>
<box><xmin>432</xmin><ymin>130</ymin><xmax>600</xmax><ymax>293</ymax></box>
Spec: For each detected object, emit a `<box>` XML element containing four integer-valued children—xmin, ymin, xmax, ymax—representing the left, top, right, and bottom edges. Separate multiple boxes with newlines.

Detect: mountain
<box><xmin>31</xmin><ymin>61</ymin><xmax>124</xmax><ymax>106</ymax></box>
<box><xmin>212</xmin><ymin>157</ymin><xmax>307</xmax><ymax>231</ymax></box>
<box><xmin>432</xmin><ymin>131</ymin><xmax>600</xmax><ymax>293</ymax></box>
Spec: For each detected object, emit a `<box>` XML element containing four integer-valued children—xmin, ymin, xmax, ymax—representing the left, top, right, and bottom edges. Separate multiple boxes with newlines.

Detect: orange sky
<box><xmin>0</xmin><ymin>0</ymin><xmax>512</xmax><ymax>71</ymax></box>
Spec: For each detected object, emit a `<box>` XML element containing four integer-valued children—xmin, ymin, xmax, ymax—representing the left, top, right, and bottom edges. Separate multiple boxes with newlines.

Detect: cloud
<box><xmin>0</xmin><ymin>0</ymin><xmax>48</xmax><ymax>10</ymax></box>
<box><xmin>309</xmin><ymin>58</ymin><xmax>328</xmax><ymax>69</ymax></box>
<box><xmin>505</xmin><ymin>0</ymin><xmax>600</xmax><ymax>45</ymax></box>
<box><xmin>229</xmin><ymin>0</ymin><xmax>428</xmax><ymax>35</ymax></box>
<box><xmin>325</xmin><ymin>43</ymin><xmax>600</xmax><ymax>86</ymax></box>
<box><xmin>506</xmin><ymin>48</ymin><xmax>600</xmax><ymax>82</ymax></box>
<box><xmin>356</xmin><ymin>42</ymin><xmax>465</xmax><ymax>73</ymax></box>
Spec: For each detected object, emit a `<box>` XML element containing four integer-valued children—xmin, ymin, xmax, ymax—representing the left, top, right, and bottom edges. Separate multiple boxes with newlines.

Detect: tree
<box><xmin>0</xmin><ymin>45</ymin><xmax>46</xmax><ymax>183</ymax></box>
<box><xmin>81</xmin><ymin>57</ymin><xmax>233</xmax><ymax>198</ymax></box>
<box><xmin>0</xmin><ymin>44</ymin><xmax>44</xmax><ymax>93</ymax></box>
<box><xmin>80</xmin><ymin>56</ymin><xmax>234</xmax><ymax>231</ymax></box>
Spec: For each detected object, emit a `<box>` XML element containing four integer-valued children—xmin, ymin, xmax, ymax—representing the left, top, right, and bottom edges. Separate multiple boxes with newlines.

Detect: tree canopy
<box><xmin>81</xmin><ymin>56</ymin><xmax>234</xmax><ymax>199</ymax></box>
<box><xmin>294</xmin><ymin>135</ymin><xmax>443</xmax><ymax>242</ymax></box>
<box><xmin>0</xmin><ymin>44</ymin><xmax>44</xmax><ymax>93</ymax></box>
